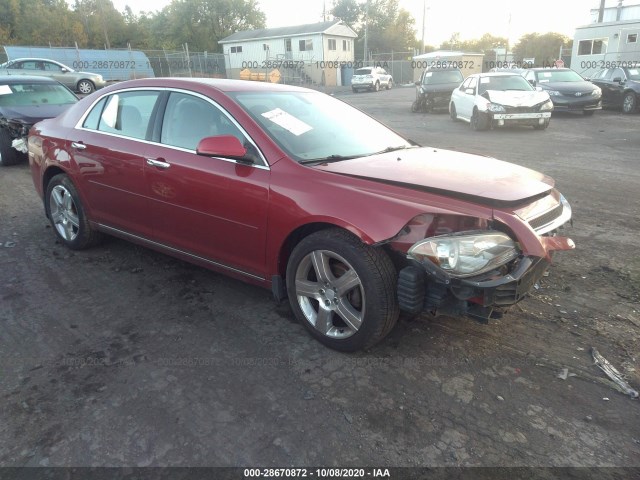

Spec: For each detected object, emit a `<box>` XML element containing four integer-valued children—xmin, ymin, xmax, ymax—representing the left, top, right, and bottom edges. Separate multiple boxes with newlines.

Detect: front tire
<box><xmin>45</xmin><ymin>174</ymin><xmax>102</xmax><ymax>250</ymax></box>
<box><xmin>77</xmin><ymin>79</ymin><xmax>95</xmax><ymax>94</ymax></box>
<box><xmin>471</xmin><ymin>109</ymin><xmax>490</xmax><ymax>131</ymax></box>
<box><xmin>0</xmin><ymin>129</ymin><xmax>22</xmax><ymax>166</ymax></box>
<box><xmin>373</xmin><ymin>81</ymin><xmax>380</xmax><ymax>92</ymax></box>
<box><xmin>534</xmin><ymin>119</ymin><xmax>550</xmax><ymax>130</ymax></box>
<box><xmin>622</xmin><ymin>92</ymin><xmax>637</xmax><ymax>114</ymax></box>
<box><xmin>386</xmin><ymin>79</ymin><xmax>393</xmax><ymax>90</ymax></box>
<box><xmin>286</xmin><ymin>229</ymin><xmax>399</xmax><ymax>352</ymax></box>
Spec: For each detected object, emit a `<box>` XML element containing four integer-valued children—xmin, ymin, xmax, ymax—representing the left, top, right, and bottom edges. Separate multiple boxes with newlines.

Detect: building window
<box><xmin>285</xmin><ymin>39</ymin><xmax>292</xmax><ymax>52</ymax></box>
<box><xmin>263</xmin><ymin>44</ymin><xmax>269</xmax><ymax>51</ymax></box>
<box><xmin>328</xmin><ymin>39</ymin><xmax>336</xmax><ymax>50</ymax></box>
<box><xmin>343</xmin><ymin>40</ymin><xmax>350</xmax><ymax>51</ymax></box>
<box><xmin>628</xmin><ymin>33</ymin><xmax>638</xmax><ymax>43</ymax></box>
<box><xmin>577</xmin><ymin>38</ymin><xmax>608</xmax><ymax>56</ymax></box>
<box><xmin>230</xmin><ymin>46</ymin><xmax>243</xmax><ymax>53</ymax></box>
<box><xmin>299</xmin><ymin>39</ymin><xmax>313</xmax><ymax>51</ymax></box>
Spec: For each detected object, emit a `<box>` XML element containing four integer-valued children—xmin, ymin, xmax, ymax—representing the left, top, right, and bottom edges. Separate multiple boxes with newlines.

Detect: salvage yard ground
<box><xmin>0</xmin><ymin>86</ymin><xmax>639</xmax><ymax>468</ymax></box>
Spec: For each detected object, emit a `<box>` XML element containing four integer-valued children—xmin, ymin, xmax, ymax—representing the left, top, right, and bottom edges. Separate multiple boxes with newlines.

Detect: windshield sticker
<box><xmin>261</xmin><ymin>108</ymin><xmax>312</xmax><ymax>136</ymax></box>
<box><xmin>542</xmin><ymin>72</ymin><xmax>552</xmax><ymax>77</ymax></box>
<box><xmin>629</xmin><ymin>69</ymin><xmax>639</xmax><ymax>75</ymax></box>
<box><xmin>480</xmin><ymin>77</ymin><xmax>490</xmax><ymax>83</ymax></box>
<box><xmin>0</xmin><ymin>85</ymin><xmax>12</xmax><ymax>95</ymax></box>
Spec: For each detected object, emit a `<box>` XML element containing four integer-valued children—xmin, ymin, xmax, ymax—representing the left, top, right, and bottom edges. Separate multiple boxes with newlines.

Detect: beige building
<box><xmin>220</xmin><ymin>20</ymin><xmax>358</xmax><ymax>86</ymax></box>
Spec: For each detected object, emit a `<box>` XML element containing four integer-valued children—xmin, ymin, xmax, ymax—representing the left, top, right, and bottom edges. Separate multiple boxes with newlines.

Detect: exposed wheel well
<box><xmin>277</xmin><ymin>222</ymin><xmax>350</xmax><ymax>277</ymax></box>
<box><xmin>42</xmin><ymin>167</ymin><xmax>66</xmax><ymax>214</ymax></box>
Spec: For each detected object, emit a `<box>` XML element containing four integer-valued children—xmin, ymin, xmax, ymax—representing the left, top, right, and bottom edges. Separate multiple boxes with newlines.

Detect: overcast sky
<box><xmin>110</xmin><ymin>0</ymin><xmax>614</xmax><ymax>46</ymax></box>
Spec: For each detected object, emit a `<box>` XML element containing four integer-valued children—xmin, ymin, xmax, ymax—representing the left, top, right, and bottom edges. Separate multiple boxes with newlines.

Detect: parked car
<box><xmin>351</xmin><ymin>66</ymin><xmax>393</xmax><ymax>92</ymax></box>
<box><xmin>29</xmin><ymin>78</ymin><xmax>575</xmax><ymax>352</ymax></box>
<box><xmin>449</xmin><ymin>72</ymin><xmax>553</xmax><ymax>130</ymax></box>
<box><xmin>0</xmin><ymin>75</ymin><xmax>78</xmax><ymax>166</ymax></box>
<box><xmin>522</xmin><ymin>68</ymin><xmax>601</xmax><ymax>115</ymax></box>
<box><xmin>590</xmin><ymin>66</ymin><xmax>640</xmax><ymax>113</ymax></box>
<box><xmin>0</xmin><ymin>58</ymin><xmax>106</xmax><ymax>94</ymax></box>
<box><xmin>411</xmin><ymin>67</ymin><xmax>464</xmax><ymax>113</ymax></box>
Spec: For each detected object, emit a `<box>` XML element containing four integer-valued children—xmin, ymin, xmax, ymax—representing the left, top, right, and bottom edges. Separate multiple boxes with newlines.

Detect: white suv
<box><xmin>351</xmin><ymin>66</ymin><xmax>393</xmax><ymax>93</ymax></box>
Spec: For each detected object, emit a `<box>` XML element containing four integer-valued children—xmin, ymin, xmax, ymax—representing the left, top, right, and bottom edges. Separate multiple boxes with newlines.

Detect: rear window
<box><xmin>355</xmin><ymin>68</ymin><xmax>372</xmax><ymax>75</ymax></box>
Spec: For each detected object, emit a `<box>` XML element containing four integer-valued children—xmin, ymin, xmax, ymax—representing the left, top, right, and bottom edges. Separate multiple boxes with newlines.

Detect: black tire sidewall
<box><xmin>623</xmin><ymin>93</ymin><xmax>636</xmax><ymax>113</ymax></box>
<box><xmin>286</xmin><ymin>230</ymin><xmax>396</xmax><ymax>352</ymax></box>
<box><xmin>45</xmin><ymin>174</ymin><xmax>94</xmax><ymax>250</ymax></box>
<box><xmin>0</xmin><ymin>129</ymin><xmax>21</xmax><ymax>166</ymax></box>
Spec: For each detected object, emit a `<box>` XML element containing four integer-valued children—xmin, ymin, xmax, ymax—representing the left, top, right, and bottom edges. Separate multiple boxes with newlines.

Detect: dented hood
<box><xmin>313</xmin><ymin>147</ymin><xmax>554</xmax><ymax>204</ymax></box>
<box><xmin>483</xmin><ymin>89</ymin><xmax>550</xmax><ymax>107</ymax></box>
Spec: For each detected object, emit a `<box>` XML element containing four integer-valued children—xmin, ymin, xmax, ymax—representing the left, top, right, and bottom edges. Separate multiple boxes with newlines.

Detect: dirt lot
<box><xmin>1</xmin><ymin>86</ymin><xmax>639</xmax><ymax>470</ymax></box>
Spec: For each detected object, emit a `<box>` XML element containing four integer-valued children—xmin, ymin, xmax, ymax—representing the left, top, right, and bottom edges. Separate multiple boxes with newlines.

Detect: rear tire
<box><xmin>0</xmin><ymin>129</ymin><xmax>23</xmax><ymax>166</ymax></box>
<box><xmin>286</xmin><ymin>229</ymin><xmax>399</xmax><ymax>352</ymax></box>
<box><xmin>449</xmin><ymin>103</ymin><xmax>458</xmax><ymax>121</ymax></box>
<box><xmin>77</xmin><ymin>79</ymin><xmax>95</xmax><ymax>94</ymax></box>
<box><xmin>45</xmin><ymin>174</ymin><xmax>102</xmax><ymax>250</ymax></box>
<box><xmin>386</xmin><ymin>79</ymin><xmax>392</xmax><ymax>90</ymax></box>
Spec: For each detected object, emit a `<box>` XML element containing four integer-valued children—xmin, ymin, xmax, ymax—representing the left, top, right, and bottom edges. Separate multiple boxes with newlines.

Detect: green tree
<box><xmin>331</xmin><ymin>0</ymin><xmax>361</xmax><ymax>27</ymax></box>
<box><xmin>512</xmin><ymin>32</ymin><xmax>571</xmax><ymax>66</ymax></box>
<box><xmin>161</xmin><ymin>0</ymin><xmax>266</xmax><ymax>51</ymax></box>
<box><xmin>440</xmin><ymin>33</ymin><xmax>508</xmax><ymax>55</ymax></box>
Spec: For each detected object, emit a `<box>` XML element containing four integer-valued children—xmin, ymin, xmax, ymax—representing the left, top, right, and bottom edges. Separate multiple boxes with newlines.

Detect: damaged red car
<box><xmin>28</xmin><ymin>78</ymin><xmax>575</xmax><ymax>351</ymax></box>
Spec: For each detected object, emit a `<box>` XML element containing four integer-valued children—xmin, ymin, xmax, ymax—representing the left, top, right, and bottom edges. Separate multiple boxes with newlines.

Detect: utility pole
<box><xmin>363</xmin><ymin>0</ymin><xmax>369</xmax><ymax>63</ymax></box>
<box><xmin>421</xmin><ymin>0</ymin><xmax>426</xmax><ymax>54</ymax></box>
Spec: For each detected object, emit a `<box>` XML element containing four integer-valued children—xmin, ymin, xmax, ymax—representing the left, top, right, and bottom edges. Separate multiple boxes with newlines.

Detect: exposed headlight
<box><xmin>547</xmin><ymin>90</ymin><xmax>561</xmax><ymax>96</ymax></box>
<box><xmin>407</xmin><ymin>231</ymin><xmax>519</xmax><ymax>278</ymax></box>
<box><xmin>592</xmin><ymin>88</ymin><xmax>601</xmax><ymax>97</ymax></box>
<box><xmin>487</xmin><ymin>103</ymin><xmax>506</xmax><ymax>113</ymax></box>
<box><xmin>540</xmin><ymin>100</ymin><xmax>554</xmax><ymax>111</ymax></box>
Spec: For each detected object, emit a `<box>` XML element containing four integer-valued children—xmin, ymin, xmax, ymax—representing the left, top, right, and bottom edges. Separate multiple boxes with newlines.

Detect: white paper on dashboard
<box><xmin>261</xmin><ymin>108</ymin><xmax>312</xmax><ymax>136</ymax></box>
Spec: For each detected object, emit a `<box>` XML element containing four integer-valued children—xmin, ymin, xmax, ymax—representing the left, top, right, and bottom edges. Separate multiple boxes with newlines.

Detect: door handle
<box><xmin>146</xmin><ymin>158</ymin><xmax>171</xmax><ymax>169</ymax></box>
<box><xmin>71</xmin><ymin>142</ymin><xmax>86</xmax><ymax>150</ymax></box>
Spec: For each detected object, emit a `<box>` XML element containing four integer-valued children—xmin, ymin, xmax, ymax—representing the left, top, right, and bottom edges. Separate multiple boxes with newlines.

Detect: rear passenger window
<box><xmin>97</xmin><ymin>91</ymin><xmax>160</xmax><ymax>140</ymax></box>
<box><xmin>82</xmin><ymin>98</ymin><xmax>107</xmax><ymax>130</ymax></box>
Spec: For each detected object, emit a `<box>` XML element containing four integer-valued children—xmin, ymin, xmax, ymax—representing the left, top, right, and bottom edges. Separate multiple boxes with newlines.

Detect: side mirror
<box><xmin>535</xmin><ymin>86</ymin><xmax>543</xmax><ymax>92</ymax></box>
<box><xmin>61</xmin><ymin>68</ymin><xmax>69</xmax><ymax>73</ymax></box>
<box><xmin>612</xmin><ymin>76</ymin><xmax>622</xmax><ymax>83</ymax></box>
<box><xmin>196</xmin><ymin>135</ymin><xmax>252</xmax><ymax>163</ymax></box>
<box><xmin>528</xmin><ymin>79</ymin><xmax>535</xmax><ymax>86</ymax></box>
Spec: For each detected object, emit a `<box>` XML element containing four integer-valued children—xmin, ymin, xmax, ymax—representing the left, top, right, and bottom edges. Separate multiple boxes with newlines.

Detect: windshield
<box><xmin>536</xmin><ymin>70</ymin><xmax>584</xmax><ymax>83</ymax></box>
<box><xmin>422</xmin><ymin>70</ymin><xmax>464</xmax><ymax>85</ymax></box>
<box><xmin>478</xmin><ymin>75</ymin><xmax>534</xmax><ymax>94</ymax></box>
<box><xmin>0</xmin><ymin>82</ymin><xmax>77</xmax><ymax>106</ymax></box>
<box><xmin>627</xmin><ymin>68</ymin><xmax>640</xmax><ymax>80</ymax></box>
<box><xmin>231</xmin><ymin>91</ymin><xmax>411</xmax><ymax>162</ymax></box>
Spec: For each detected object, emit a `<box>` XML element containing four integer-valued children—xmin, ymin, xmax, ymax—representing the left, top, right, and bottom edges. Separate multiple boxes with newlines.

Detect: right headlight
<box><xmin>407</xmin><ymin>231</ymin><xmax>520</xmax><ymax>278</ymax></box>
<box><xmin>540</xmin><ymin>100</ymin><xmax>554</xmax><ymax>111</ymax></box>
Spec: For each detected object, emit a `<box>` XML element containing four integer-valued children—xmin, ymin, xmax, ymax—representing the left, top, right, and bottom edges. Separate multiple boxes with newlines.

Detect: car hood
<box><xmin>313</xmin><ymin>147</ymin><xmax>554</xmax><ymax>205</ymax></box>
<box><xmin>483</xmin><ymin>89</ymin><xmax>549</xmax><ymax>107</ymax></box>
<box><xmin>421</xmin><ymin>83</ymin><xmax>459</xmax><ymax>93</ymax></box>
<box><xmin>0</xmin><ymin>104</ymin><xmax>73</xmax><ymax>124</ymax></box>
<box><xmin>538</xmin><ymin>81</ymin><xmax>595</xmax><ymax>93</ymax></box>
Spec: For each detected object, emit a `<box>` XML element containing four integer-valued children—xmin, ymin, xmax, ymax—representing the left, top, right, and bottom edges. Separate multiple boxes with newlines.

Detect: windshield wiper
<box><xmin>300</xmin><ymin>154</ymin><xmax>361</xmax><ymax>165</ymax></box>
<box><xmin>369</xmin><ymin>145</ymin><xmax>414</xmax><ymax>156</ymax></box>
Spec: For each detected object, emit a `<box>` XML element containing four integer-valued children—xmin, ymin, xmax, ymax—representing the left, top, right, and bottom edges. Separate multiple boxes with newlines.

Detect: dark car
<box><xmin>411</xmin><ymin>68</ymin><xmax>464</xmax><ymax>112</ymax></box>
<box><xmin>523</xmin><ymin>68</ymin><xmax>602</xmax><ymax>115</ymax></box>
<box><xmin>591</xmin><ymin>66</ymin><xmax>640</xmax><ymax>113</ymax></box>
<box><xmin>29</xmin><ymin>78</ymin><xmax>574</xmax><ymax>352</ymax></box>
<box><xmin>0</xmin><ymin>75</ymin><xmax>78</xmax><ymax>166</ymax></box>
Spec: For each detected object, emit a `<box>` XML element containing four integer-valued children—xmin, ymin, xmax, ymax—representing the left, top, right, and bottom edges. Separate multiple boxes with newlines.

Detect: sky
<box><xmin>109</xmin><ymin>0</ymin><xmax>616</xmax><ymax>47</ymax></box>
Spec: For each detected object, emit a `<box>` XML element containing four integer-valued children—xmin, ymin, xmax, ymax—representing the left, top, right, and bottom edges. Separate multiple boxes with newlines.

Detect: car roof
<box><xmin>472</xmin><ymin>72</ymin><xmax>525</xmax><ymax>77</ymax></box>
<box><xmin>104</xmin><ymin>77</ymin><xmax>314</xmax><ymax>93</ymax></box>
<box><xmin>5</xmin><ymin>57</ymin><xmax>65</xmax><ymax>63</ymax></box>
<box><xmin>0</xmin><ymin>75</ymin><xmax>62</xmax><ymax>84</ymax></box>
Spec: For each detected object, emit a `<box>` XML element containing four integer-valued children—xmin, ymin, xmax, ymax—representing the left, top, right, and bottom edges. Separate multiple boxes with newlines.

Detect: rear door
<box><xmin>71</xmin><ymin>89</ymin><xmax>162</xmax><ymax>237</ymax></box>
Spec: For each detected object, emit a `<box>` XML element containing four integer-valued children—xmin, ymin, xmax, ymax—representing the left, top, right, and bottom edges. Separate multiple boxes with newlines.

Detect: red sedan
<box><xmin>28</xmin><ymin>78</ymin><xmax>575</xmax><ymax>351</ymax></box>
